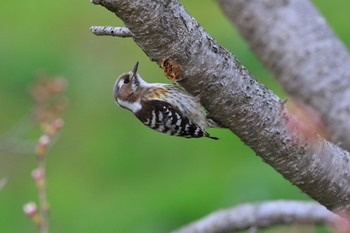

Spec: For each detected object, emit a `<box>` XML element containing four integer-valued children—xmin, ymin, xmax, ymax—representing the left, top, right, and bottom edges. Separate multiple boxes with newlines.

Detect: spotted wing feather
<box><xmin>135</xmin><ymin>100</ymin><xmax>217</xmax><ymax>139</ymax></box>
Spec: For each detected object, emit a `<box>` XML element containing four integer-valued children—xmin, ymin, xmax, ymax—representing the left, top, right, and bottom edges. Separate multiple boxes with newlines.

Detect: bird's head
<box><xmin>113</xmin><ymin>62</ymin><xmax>147</xmax><ymax>112</ymax></box>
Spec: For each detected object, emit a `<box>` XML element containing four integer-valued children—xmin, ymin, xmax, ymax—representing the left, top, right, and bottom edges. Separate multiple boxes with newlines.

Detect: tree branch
<box><xmin>171</xmin><ymin>200</ymin><xmax>342</xmax><ymax>233</ymax></box>
<box><xmin>216</xmin><ymin>0</ymin><xmax>350</xmax><ymax>151</ymax></box>
<box><xmin>90</xmin><ymin>0</ymin><xmax>350</xmax><ymax>211</ymax></box>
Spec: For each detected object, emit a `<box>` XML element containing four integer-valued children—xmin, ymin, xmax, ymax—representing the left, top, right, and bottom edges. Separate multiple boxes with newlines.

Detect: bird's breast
<box><xmin>116</xmin><ymin>98</ymin><xmax>142</xmax><ymax>113</ymax></box>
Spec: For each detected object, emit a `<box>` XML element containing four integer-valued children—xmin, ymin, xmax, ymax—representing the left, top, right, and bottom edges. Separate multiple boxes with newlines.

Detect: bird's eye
<box><xmin>123</xmin><ymin>78</ymin><xmax>130</xmax><ymax>84</ymax></box>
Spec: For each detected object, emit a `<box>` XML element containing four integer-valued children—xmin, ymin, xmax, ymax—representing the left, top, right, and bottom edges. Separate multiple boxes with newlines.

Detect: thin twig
<box><xmin>35</xmin><ymin>119</ymin><xmax>63</xmax><ymax>233</ymax></box>
<box><xmin>23</xmin><ymin>75</ymin><xmax>67</xmax><ymax>233</ymax></box>
<box><xmin>90</xmin><ymin>26</ymin><xmax>133</xmax><ymax>37</ymax></box>
<box><xmin>35</xmin><ymin>135</ymin><xmax>49</xmax><ymax>233</ymax></box>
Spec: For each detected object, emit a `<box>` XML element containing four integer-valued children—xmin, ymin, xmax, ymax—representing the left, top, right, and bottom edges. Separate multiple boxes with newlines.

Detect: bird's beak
<box><xmin>131</xmin><ymin>61</ymin><xmax>139</xmax><ymax>76</ymax></box>
<box><xmin>131</xmin><ymin>61</ymin><xmax>139</xmax><ymax>87</ymax></box>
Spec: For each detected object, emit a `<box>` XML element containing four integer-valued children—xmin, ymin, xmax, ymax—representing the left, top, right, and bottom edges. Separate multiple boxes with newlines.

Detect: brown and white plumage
<box><xmin>113</xmin><ymin>62</ymin><xmax>219</xmax><ymax>139</ymax></box>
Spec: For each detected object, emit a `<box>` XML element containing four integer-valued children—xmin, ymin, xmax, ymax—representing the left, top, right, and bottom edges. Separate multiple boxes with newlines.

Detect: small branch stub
<box><xmin>90</xmin><ymin>26</ymin><xmax>133</xmax><ymax>38</ymax></box>
<box><xmin>90</xmin><ymin>0</ymin><xmax>101</xmax><ymax>4</ymax></box>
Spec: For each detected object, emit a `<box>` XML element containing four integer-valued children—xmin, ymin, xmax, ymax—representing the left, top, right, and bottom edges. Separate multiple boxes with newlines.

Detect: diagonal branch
<box><xmin>90</xmin><ymin>0</ymin><xmax>350</xmax><ymax>211</ymax></box>
<box><xmin>216</xmin><ymin>0</ymin><xmax>350</xmax><ymax>151</ymax></box>
<box><xmin>171</xmin><ymin>200</ymin><xmax>343</xmax><ymax>233</ymax></box>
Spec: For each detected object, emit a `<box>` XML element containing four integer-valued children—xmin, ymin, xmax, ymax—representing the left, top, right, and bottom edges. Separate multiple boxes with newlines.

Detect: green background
<box><xmin>0</xmin><ymin>1</ymin><xmax>348</xmax><ymax>232</ymax></box>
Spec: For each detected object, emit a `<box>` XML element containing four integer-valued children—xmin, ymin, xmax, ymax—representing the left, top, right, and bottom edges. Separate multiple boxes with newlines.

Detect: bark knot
<box><xmin>160</xmin><ymin>58</ymin><xmax>182</xmax><ymax>82</ymax></box>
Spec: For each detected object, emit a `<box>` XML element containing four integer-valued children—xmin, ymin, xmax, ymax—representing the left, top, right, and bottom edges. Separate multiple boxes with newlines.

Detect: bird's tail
<box><xmin>204</xmin><ymin>131</ymin><xmax>219</xmax><ymax>140</ymax></box>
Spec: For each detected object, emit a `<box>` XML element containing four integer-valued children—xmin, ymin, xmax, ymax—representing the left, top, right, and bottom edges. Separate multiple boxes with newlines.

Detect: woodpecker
<box><xmin>113</xmin><ymin>62</ymin><xmax>219</xmax><ymax>140</ymax></box>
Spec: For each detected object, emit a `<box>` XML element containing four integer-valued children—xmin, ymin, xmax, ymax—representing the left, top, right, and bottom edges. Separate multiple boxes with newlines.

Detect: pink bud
<box><xmin>31</xmin><ymin>168</ymin><xmax>45</xmax><ymax>181</ymax></box>
<box><xmin>23</xmin><ymin>202</ymin><xmax>37</xmax><ymax>217</ymax></box>
<box><xmin>52</xmin><ymin>118</ymin><xmax>64</xmax><ymax>129</ymax></box>
<box><xmin>39</xmin><ymin>134</ymin><xmax>50</xmax><ymax>146</ymax></box>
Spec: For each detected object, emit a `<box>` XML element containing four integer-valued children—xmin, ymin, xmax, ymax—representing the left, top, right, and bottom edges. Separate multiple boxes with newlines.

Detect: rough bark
<box><xmin>217</xmin><ymin>0</ymin><xmax>350</xmax><ymax>151</ymax></box>
<box><xmin>91</xmin><ymin>0</ymin><xmax>350</xmax><ymax>211</ymax></box>
<box><xmin>171</xmin><ymin>200</ymin><xmax>341</xmax><ymax>233</ymax></box>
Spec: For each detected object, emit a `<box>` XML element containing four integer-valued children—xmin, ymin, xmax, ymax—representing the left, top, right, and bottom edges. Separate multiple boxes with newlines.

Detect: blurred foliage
<box><xmin>0</xmin><ymin>0</ymin><xmax>348</xmax><ymax>232</ymax></box>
